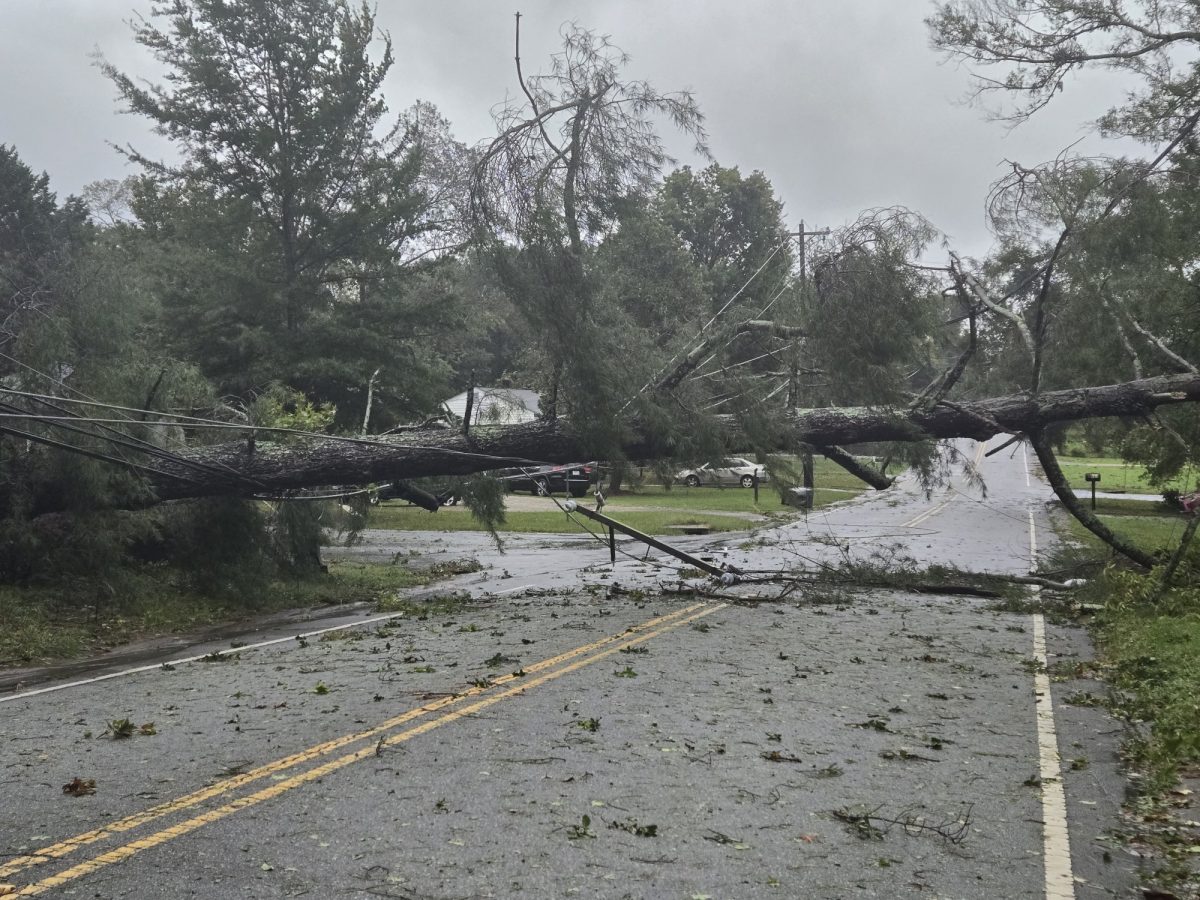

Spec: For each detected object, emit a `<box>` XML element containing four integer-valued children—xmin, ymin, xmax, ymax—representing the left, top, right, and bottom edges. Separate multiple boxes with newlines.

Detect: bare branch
<box><xmin>1098</xmin><ymin>290</ymin><xmax>1144</xmax><ymax>379</ymax></box>
<box><xmin>911</xmin><ymin>271</ymin><xmax>977</xmax><ymax>412</ymax></box>
<box><xmin>1030</xmin><ymin>226</ymin><xmax>1071</xmax><ymax>394</ymax></box>
<box><xmin>950</xmin><ymin>253</ymin><xmax>1034</xmax><ymax>354</ymax></box>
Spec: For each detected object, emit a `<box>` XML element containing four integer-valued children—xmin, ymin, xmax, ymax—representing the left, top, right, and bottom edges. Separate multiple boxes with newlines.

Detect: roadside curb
<box><xmin>0</xmin><ymin>600</ymin><xmax>373</xmax><ymax>694</ymax></box>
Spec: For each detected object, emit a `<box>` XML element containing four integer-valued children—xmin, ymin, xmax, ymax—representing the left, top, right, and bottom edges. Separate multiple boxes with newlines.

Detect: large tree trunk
<box><xmin>114</xmin><ymin>373</ymin><xmax>1200</xmax><ymax>506</ymax></box>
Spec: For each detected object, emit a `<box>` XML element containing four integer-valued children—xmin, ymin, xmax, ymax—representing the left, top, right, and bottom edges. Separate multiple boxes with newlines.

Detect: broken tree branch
<box><xmin>1030</xmin><ymin>228</ymin><xmax>1070</xmax><ymax>394</ymax></box>
<box><xmin>1124</xmin><ymin>310</ymin><xmax>1198</xmax><ymax>375</ymax></box>
<box><xmin>815</xmin><ymin>444</ymin><xmax>894</xmax><ymax>490</ymax></box>
<box><xmin>1149</xmin><ymin>512</ymin><xmax>1199</xmax><ymax>604</ymax></box>
<box><xmin>911</xmin><ymin>283</ymin><xmax>976</xmax><ymax>413</ymax></box>
<box><xmin>1100</xmin><ymin>282</ymin><xmax>1197</xmax><ymax>375</ymax></box>
<box><xmin>1099</xmin><ymin>289</ymin><xmax>1143</xmax><ymax>379</ymax></box>
<box><xmin>951</xmin><ymin>252</ymin><xmax>1034</xmax><ymax>354</ymax></box>
<box><xmin>384</xmin><ymin>481</ymin><xmax>443</xmax><ymax>513</ymax></box>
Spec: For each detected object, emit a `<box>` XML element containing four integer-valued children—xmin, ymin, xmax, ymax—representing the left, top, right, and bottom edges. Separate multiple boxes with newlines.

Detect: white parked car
<box><xmin>676</xmin><ymin>457</ymin><xmax>769</xmax><ymax>488</ymax></box>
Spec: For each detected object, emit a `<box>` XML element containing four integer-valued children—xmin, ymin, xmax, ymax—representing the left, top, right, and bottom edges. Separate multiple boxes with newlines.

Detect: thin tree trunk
<box><xmin>1027</xmin><ymin>428</ymin><xmax>1156</xmax><ymax>569</ymax></box>
<box><xmin>361</xmin><ymin>368</ymin><xmax>381</xmax><ymax>437</ymax></box>
<box><xmin>1149</xmin><ymin>514</ymin><xmax>1199</xmax><ymax>603</ymax></box>
<box><xmin>606</xmin><ymin>459</ymin><xmax>627</xmax><ymax>495</ymax></box>
<box><xmin>461</xmin><ymin>371</ymin><xmax>475</xmax><ymax>438</ymax></box>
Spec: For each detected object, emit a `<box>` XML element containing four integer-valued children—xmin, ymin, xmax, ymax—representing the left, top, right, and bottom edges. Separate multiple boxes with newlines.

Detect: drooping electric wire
<box><xmin>0</xmin><ymin>350</ymin><xmax>267</xmax><ymax>487</ymax></box>
<box><xmin>0</xmin><ymin>421</ymin><xmax>201</xmax><ymax>483</ymax></box>
<box><xmin>689</xmin><ymin>342</ymin><xmax>798</xmax><ymax>381</ymax></box>
<box><xmin>0</xmin><ymin>388</ymin><xmax>559</xmax><ymax>468</ymax></box>
<box><xmin>0</xmin><ymin>402</ymin><xmax>261</xmax><ymax>486</ymax></box>
<box><xmin>618</xmin><ymin>237</ymin><xmax>793</xmax><ymax>414</ymax></box>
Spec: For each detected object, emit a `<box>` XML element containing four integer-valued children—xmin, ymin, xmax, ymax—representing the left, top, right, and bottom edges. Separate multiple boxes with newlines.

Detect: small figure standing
<box><xmin>593</xmin><ymin>489</ymin><xmax>606</xmax><ymax>512</ymax></box>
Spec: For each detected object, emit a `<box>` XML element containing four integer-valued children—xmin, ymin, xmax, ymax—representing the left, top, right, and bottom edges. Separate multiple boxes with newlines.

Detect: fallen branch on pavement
<box><xmin>833</xmin><ymin>803</ymin><xmax>973</xmax><ymax>844</ymax></box>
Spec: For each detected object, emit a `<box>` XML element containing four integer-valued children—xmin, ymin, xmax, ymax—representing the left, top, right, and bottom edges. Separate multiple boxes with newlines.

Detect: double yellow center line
<box><xmin>900</xmin><ymin>439</ymin><xmax>989</xmax><ymax>529</ymax></box>
<box><xmin>1</xmin><ymin>601</ymin><xmax>722</xmax><ymax>897</ymax></box>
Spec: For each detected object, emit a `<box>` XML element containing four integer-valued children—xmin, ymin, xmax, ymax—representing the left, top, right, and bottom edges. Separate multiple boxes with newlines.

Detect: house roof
<box><xmin>442</xmin><ymin>387</ymin><xmax>541</xmax><ymax>425</ymax></box>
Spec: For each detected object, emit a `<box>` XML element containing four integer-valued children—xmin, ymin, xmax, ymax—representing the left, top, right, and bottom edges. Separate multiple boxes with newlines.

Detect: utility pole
<box><xmin>787</xmin><ymin>220</ymin><xmax>830</xmax><ymax>407</ymax></box>
<box><xmin>790</xmin><ymin>220</ymin><xmax>829</xmax><ymax>507</ymax></box>
<box><xmin>795</xmin><ymin>219</ymin><xmax>830</xmax><ymax>289</ymax></box>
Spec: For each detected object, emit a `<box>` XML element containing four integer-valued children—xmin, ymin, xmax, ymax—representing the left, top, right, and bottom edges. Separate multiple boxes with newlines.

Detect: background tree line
<box><xmin>1</xmin><ymin>0</ymin><xmax>1198</xmax><ymax>609</ymax></box>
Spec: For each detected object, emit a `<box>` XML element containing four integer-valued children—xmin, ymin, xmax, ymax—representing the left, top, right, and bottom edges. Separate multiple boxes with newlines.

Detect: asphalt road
<box><xmin>0</xmin><ymin>439</ymin><xmax>1142</xmax><ymax>898</ymax></box>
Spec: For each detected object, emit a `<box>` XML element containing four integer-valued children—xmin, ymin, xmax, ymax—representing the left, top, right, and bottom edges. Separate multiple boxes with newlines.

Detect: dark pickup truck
<box><xmin>500</xmin><ymin>462</ymin><xmax>598</xmax><ymax>498</ymax></box>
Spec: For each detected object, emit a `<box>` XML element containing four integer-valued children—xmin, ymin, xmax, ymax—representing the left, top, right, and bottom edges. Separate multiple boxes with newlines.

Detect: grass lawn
<box><xmin>617</xmin><ymin>456</ymin><xmax>874</xmax><ymax>495</ymax></box>
<box><xmin>1056</xmin><ymin>455</ymin><xmax>1196</xmax><ymax>495</ymax></box>
<box><xmin>368</xmin><ymin>457</ymin><xmax>873</xmax><ymax>536</ymax></box>
<box><xmin>1085</xmin><ymin>496</ymin><xmax>1187</xmax><ymax>518</ymax></box>
<box><xmin>605</xmin><ymin>483</ymin><xmax>773</xmax><ymax>512</ymax></box>
<box><xmin>368</xmin><ymin>502</ymin><xmax>758</xmax><ymax>535</ymax></box>
<box><xmin>1060</xmin><ymin>503</ymin><xmax>1191</xmax><ymax>554</ymax></box>
<box><xmin>1100</xmin><ymin>605</ymin><xmax>1200</xmax><ymax>794</ymax></box>
<box><xmin>604</xmin><ymin>482</ymin><xmax>853</xmax><ymax>511</ymax></box>
<box><xmin>1050</xmin><ymin>502</ymin><xmax>1200</xmax><ymax>803</ymax></box>
<box><xmin>765</xmin><ymin>455</ymin><xmax>879</xmax><ymax>492</ymax></box>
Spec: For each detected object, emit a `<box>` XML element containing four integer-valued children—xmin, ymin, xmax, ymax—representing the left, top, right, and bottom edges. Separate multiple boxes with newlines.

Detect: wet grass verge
<box><xmin>1048</xmin><ymin>507</ymin><xmax>1200</xmax><ymax>894</ymax></box>
<box><xmin>0</xmin><ymin>558</ymin><xmax>479</xmax><ymax>668</ymax></box>
<box><xmin>1062</xmin><ymin>502</ymin><xmax>1191</xmax><ymax>551</ymax></box>
<box><xmin>1052</xmin><ymin>508</ymin><xmax>1199</xmax><ymax>786</ymax></box>
<box><xmin>603</xmin><ymin>483</ymin><xmax>864</xmax><ymax>513</ymax></box>
<box><xmin>1056</xmin><ymin>455</ymin><xmax>1192</xmax><ymax>495</ymax></box>
<box><xmin>368</xmin><ymin>476</ymin><xmax>866</xmax><ymax>536</ymax></box>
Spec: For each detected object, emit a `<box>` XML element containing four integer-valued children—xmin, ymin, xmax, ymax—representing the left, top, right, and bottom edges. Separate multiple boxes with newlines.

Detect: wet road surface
<box><xmin>0</xmin><ymin>439</ymin><xmax>1140</xmax><ymax>898</ymax></box>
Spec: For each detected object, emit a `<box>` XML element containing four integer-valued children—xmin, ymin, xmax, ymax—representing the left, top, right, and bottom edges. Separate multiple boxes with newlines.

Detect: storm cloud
<box><xmin>2</xmin><ymin>0</ymin><xmax>1136</xmax><ymax>257</ymax></box>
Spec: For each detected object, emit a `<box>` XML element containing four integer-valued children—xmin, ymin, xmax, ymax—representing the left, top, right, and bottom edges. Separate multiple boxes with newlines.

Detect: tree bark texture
<box><xmin>128</xmin><ymin>373</ymin><xmax>1200</xmax><ymax>506</ymax></box>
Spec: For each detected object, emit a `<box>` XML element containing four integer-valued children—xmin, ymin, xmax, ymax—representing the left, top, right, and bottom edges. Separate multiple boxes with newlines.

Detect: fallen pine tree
<box><xmin>6</xmin><ymin>372</ymin><xmax>1197</xmax><ymax>569</ymax></box>
<box><xmin>131</xmin><ymin>372</ymin><xmax>1199</xmax><ymax>500</ymax></box>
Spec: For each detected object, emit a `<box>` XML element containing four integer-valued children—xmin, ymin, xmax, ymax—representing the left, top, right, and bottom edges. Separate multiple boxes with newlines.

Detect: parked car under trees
<box><xmin>675</xmin><ymin>458</ymin><xmax>769</xmax><ymax>488</ymax></box>
<box><xmin>499</xmin><ymin>463</ymin><xmax>599</xmax><ymax>497</ymax></box>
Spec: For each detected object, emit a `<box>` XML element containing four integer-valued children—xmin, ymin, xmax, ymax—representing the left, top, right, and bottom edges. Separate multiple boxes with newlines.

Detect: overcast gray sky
<box><xmin>2</xmin><ymin>0</ymin><xmax>1137</xmax><ymax>258</ymax></box>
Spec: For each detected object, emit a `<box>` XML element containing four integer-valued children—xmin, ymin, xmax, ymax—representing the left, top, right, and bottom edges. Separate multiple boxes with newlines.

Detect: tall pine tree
<box><xmin>102</xmin><ymin>0</ymin><xmax>449</xmax><ymax>423</ymax></box>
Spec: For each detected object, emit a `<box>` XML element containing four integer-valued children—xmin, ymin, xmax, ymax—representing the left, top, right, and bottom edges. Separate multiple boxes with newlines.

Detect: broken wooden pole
<box><xmin>564</xmin><ymin>501</ymin><xmax>734</xmax><ymax>578</ymax></box>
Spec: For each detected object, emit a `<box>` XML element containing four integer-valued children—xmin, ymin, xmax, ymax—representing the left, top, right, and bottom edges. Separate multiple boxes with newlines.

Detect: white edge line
<box><xmin>1028</xmin><ymin>510</ymin><xmax>1076</xmax><ymax>899</ymax></box>
<box><xmin>0</xmin><ymin>611</ymin><xmax>416</xmax><ymax>704</ymax></box>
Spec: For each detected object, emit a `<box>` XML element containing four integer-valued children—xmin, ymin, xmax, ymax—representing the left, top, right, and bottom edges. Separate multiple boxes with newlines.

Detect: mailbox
<box><xmin>1084</xmin><ymin>472</ymin><xmax>1101</xmax><ymax>483</ymax></box>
